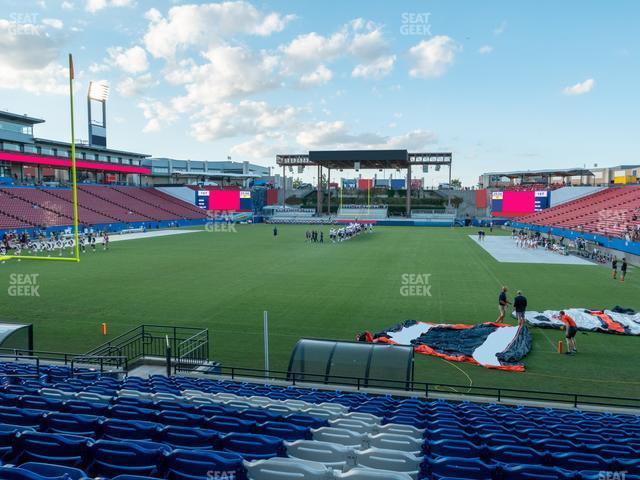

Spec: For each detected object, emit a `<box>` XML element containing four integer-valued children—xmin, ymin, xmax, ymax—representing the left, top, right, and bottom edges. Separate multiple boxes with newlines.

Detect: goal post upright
<box><xmin>69</xmin><ymin>53</ymin><xmax>81</xmax><ymax>263</ymax></box>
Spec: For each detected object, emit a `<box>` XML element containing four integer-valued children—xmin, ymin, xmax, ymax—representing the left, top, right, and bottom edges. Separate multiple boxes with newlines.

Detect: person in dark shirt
<box><xmin>273</xmin><ymin>226</ymin><xmax>278</xmax><ymax>238</ymax></box>
<box><xmin>513</xmin><ymin>290</ymin><xmax>527</xmax><ymax>327</ymax></box>
<box><xmin>621</xmin><ymin>259</ymin><xmax>628</xmax><ymax>282</ymax></box>
<box><xmin>612</xmin><ymin>258</ymin><xmax>618</xmax><ymax>279</ymax></box>
<box><xmin>496</xmin><ymin>286</ymin><xmax>510</xmax><ymax>323</ymax></box>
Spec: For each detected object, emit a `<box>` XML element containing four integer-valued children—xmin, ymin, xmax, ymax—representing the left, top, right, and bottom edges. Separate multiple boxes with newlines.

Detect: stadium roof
<box><xmin>34</xmin><ymin>138</ymin><xmax>150</xmax><ymax>158</ymax></box>
<box><xmin>483</xmin><ymin>167</ymin><xmax>594</xmax><ymax>178</ymax></box>
<box><xmin>276</xmin><ymin>149</ymin><xmax>452</xmax><ymax>169</ymax></box>
<box><xmin>0</xmin><ymin>111</ymin><xmax>45</xmax><ymax>125</ymax></box>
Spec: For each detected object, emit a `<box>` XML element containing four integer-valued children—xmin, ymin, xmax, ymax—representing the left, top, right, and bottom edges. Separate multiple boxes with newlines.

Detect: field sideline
<box><xmin>2</xmin><ymin>225</ymin><xmax>639</xmax><ymax>399</ymax></box>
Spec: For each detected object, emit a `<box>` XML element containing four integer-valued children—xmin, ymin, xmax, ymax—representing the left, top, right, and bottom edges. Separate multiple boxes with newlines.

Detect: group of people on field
<box><xmin>329</xmin><ymin>223</ymin><xmax>372</xmax><ymax>242</ymax></box>
<box><xmin>497</xmin><ymin>286</ymin><xmax>578</xmax><ymax>355</ymax></box>
<box><xmin>0</xmin><ymin>227</ymin><xmax>109</xmax><ymax>257</ymax></box>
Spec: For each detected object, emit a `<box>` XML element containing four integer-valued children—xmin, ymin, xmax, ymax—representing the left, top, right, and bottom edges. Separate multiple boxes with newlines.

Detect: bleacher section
<box><xmin>266</xmin><ymin>207</ymin><xmax>328</xmax><ymax>224</ymax></box>
<box><xmin>0</xmin><ymin>186</ymin><xmax>207</xmax><ymax>231</ymax></box>
<box><xmin>519</xmin><ymin>186</ymin><xmax>640</xmax><ymax>239</ymax></box>
<box><xmin>336</xmin><ymin>205</ymin><xmax>388</xmax><ymax>221</ymax></box>
<box><xmin>411</xmin><ymin>212</ymin><xmax>456</xmax><ymax>226</ymax></box>
<box><xmin>0</xmin><ymin>359</ymin><xmax>638</xmax><ymax>480</ymax></box>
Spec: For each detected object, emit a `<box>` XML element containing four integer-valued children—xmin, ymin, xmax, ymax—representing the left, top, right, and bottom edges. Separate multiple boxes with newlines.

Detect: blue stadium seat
<box><xmin>550</xmin><ymin>452</ymin><xmax>612</xmax><ymax>472</ymax></box>
<box><xmin>99</xmin><ymin>418</ymin><xmax>161</xmax><ymax>442</ymax></box>
<box><xmin>157</xmin><ymin>426</ymin><xmax>219</xmax><ymax>450</ymax></box>
<box><xmin>12</xmin><ymin>431</ymin><xmax>89</xmax><ymax>467</ymax></box>
<box><xmin>501</xmin><ymin>464</ymin><xmax>574</xmax><ymax>480</ymax></box>
<box><xmin>285</xmin><ymin>413</ymin><xmax>328</xmax><ymax>429</ymax></box>
<box><xmin>62</xmin><ymin>400</ymin><xmax>109</xmax><ymax>416</ymax></box>
<box><xmin>0</xmin><ymin>423</ymin><xmax>34</xmax><ymax>461</ymax></box>
<box><xmin>427</xmin><ymin>456</ymin><xmax>495</xmax><ymax>480</ymax></box>
<box><xmin>195</xmin><ymin>405</ymin><xmax>235</xmax><ymax>418</ymax></box>
<box><xmin>236</xmin><ymin>409</ymin><xmax>283</xmax><ymax>424</ymax></box>
<box><xmin>428</xmin><ymin>439</ymin><xmax>483</xmax><ymax>458</ymax></box>
<box><xmin>19</xmin><ymin>396</ymin><xmax>65</xmax><ymax>412</ymax></box>
<box><xmin>165</xmin><ymin>448</ymin><xmax>247</xmax><ymax>480</ymax></box>
<box><xmin>221</xmin><ymin>433</ymin><xmax>284</xmax><ymax>461</ymax></box>
<box><xmin>87</xmin><ymin>440</ymin><xmax>169</xmax><ymax>478</ymax></box>
<box><xmin>257</xmin><ymin>421</ymin><xmax>310</xmax><ymax>441</ymax></box>
<box><xmin>109</xmin><ymin>405</ymin><xmax>156</xmax><ymax>422</ymax></box>
<box><xmin>488</xmin><ymin>444</ymin><xmax>547</xmax><ymax>466</ymax></box>
<box><xmin>19</xmin><ymin>462</ymin><xmax>88</xmax><ymax>480</ymax></box>
<box><xmin>204</xmin><ymin>416</ymin><xmax>256</xmax><ymax>434</ymax></box>
<box><xmin>0</xmin><ymin>393</ymin><xmax>20</xmax><ymax>407</ymax></box>
<box><xmin>42</xmin><ymin>412</ymin><xmax>99</xmax><ymax>436</ymax></box>
<box><xmin>0</xmin><ymin>406</ymin><xmax>44</xmax><ymax>428</ymax></box>
<box><xmin>156</xmin><ymin>410</ymin><xmax>204</xmax><ymax>428</ymax></box>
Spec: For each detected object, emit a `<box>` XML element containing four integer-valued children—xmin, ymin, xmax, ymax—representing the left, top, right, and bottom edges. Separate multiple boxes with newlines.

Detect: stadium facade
<box><xmin>0</xmin><ymin>111</ymin><xmax>150</xmax><ymax>186</ymax></box>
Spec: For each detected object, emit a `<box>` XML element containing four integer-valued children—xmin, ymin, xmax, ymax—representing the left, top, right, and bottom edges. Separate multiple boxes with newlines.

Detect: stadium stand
<box><xmin>336</xmin><ymin>205</ymin><xmax>388</xmax><ymax>221</ymax></box>
<box><xmin>265</xmin><ymin>207</ymin><xmax>330</xmax><ymax>224</ymax></box>
<box><xmin>0</xmin><ymin>186</ymin><xmax>207</xmax><ymax>230</ymax></box>
<box><xmin>518</xmin><ymin>186</ymin><xmax>640</xmax><ymax>240</ymax></box>
<box><xmin>0</xmin><ymin>359</ymin><xmax>638</xmax><ymax>480</ymax></box>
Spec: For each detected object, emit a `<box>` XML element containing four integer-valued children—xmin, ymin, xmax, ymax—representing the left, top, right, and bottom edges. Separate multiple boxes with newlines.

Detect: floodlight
<box><xmin>88</xmin><ymin>81</ymin><xmax>110</xmax><ymax>101</ymax></box>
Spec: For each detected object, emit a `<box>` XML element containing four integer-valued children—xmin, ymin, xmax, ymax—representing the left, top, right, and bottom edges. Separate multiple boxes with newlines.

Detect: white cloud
<box><xmin>230</xmin><ymin>133</ymin><xmax>289</xmax><ymax>160</ymax></box>
<box><xmin>408</xmin><ymin>35</ymin><xmax>459</xmax><ymax>78</ymax></box>
<box><xmin>189</xmin><ymin>100</ymin><xmax>302</xmax><ymax>141</ymax></box>
<box><xmin>107</xmin><ymin>45</ymin><xmax>149</xmax><ymax>73</ymax></box>
<box><xmin>563</xmin><ymin>78</ymin><xmax>595</xmax><ymax>96</ymax></box>
<box><xmin>478</xmin><ymin>45</ymin><xmax>493</xmax><ymax>55</ymax></box>
<box><xmin>282</xmin><ymin>20</ymin><xmax>394</xmax><ymax>80</ymax></box>
<box><xmin>42</xmin><ymin>18</ymin><xmax>64</xmax><ymax>29</ymax></box>
<box><xmin>352</xmin><ymin>55</ymin><xmax>395</xmax><ymax>79</ymax></box>
<box><xmin>170</xmin><ymin>45</ymin><xmax>280</xmax><ymax>112</ymax></box>
<box><xmin>349</xmin><ymin>27</ymin><xmax>387</xmax><ymax>61</ymax></box>
<box><xmin>143</xmin><ymin>2</ymin><xmax>295</xmax><ymax>59</ymax></box>
<box><xmin>299</xmin><ymin>65</ymin><xmax>332</xmax><ymax>87</ymax></box>
<box><xmin>281</xmin><ymin>31</ymin><xmax>347</xmax><ymax>72</ymax></box>
<box><xmin>61</xmin><ymin>1</ymin><xmax>74</xmax><ymax>9</ymax></box>
<box><xmin>138</xmin><ymin>98</ymin><xmax>178</xmax><ymax>133</ymax></box>
<box><xmin>89</xmin><ymin>62</ymin><xmax>109</xmax><ymax>73</ymax></box>
<box><xmin>0</xmin><ymin>19</ymin><xmax>68</xmax><ymax>95</ymax></box>
<box><xmin>86</xmin><ymin>0</ymin><xmax>134</xmax><ymax>14</ymax></box>
<box><xmin>296</xmin><ymin>121</ymin><xmax>437</xmax><ymax>151</ymax></box>
<box><xmin>116</xmin><ymin>73</ymin><xmax>157</xmax><ymax>97</ymax></box>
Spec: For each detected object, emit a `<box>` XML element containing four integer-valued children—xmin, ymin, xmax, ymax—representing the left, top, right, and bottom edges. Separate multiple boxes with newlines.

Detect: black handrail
<box><xmin>208</xmin><ymin>365</ymin><xmax>640</xmax><ymax>410</ymax></box>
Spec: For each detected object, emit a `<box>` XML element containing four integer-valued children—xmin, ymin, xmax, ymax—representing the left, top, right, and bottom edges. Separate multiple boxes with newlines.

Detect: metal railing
<box><xmin>0</xmin><ymin>351</ymin><xmax>127</xmax><ymax>378</ymax></box>
<box><xmin>84</xmin><ymin>324</ymin><xmax>209</xmax><ymax>371</ymax></box>
<box><xmin>209</xmin><ymin>365</ymin><xmax>640</xmax><ymax>411</ymax></box>
<box><xmin>175</xmin><ymin>329</ymin><xmax>210</xmax><ymax>373</ymax></box>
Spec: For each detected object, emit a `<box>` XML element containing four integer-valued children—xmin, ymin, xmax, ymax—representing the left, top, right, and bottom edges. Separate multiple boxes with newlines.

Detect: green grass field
<box><xmin>2</xmin><ymin>225</ymin><xmax>639</xmax><ymax>399</ymax></box>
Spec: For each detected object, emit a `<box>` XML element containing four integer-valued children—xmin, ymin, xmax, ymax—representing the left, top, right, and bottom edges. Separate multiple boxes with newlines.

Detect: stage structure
<box><xmin>276</xmin><ymin>150</ymin><xmax>452</xmax><ymax>216</ymax></box>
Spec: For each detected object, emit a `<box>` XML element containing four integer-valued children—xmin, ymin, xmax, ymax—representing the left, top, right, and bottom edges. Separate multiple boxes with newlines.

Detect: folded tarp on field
<box><xmin>371</xmin><ymin>320</ymin><xmax>531</xmax><ymax>372</ymax></box>
<box><xmin>515</xmin><ymin>306</ymin><xmax>640</xmax><ymax>335</ymax></box>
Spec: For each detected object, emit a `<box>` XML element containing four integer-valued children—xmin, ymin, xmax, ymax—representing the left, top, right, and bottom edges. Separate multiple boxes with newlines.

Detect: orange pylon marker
<box><xmin>102</xmin><ymin>323</ymin><xmax>107</xmax><ymax>336</ymax></box>
<box><xmin>557</xmin><ymin>340</ymin><xmax>563</xmax><ymax>354</ymax></box>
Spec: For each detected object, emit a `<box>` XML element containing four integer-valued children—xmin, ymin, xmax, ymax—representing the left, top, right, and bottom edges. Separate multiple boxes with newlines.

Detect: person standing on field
<box><xmin>497</xmin><ymin>286</ymin><xmax>510</xmax><ymax>323</ymax></box>
<box><xmin>513</xmin><ymin>290</ymin><xmax>527</xmax><ymax>327</ymax></box>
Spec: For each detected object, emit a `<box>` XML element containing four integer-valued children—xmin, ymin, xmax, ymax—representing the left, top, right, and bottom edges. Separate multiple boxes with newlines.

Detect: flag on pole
<box><xmin>68</xmin><ymin>53</ymin><xmax>74</xmax><ymax>79</ymax></box>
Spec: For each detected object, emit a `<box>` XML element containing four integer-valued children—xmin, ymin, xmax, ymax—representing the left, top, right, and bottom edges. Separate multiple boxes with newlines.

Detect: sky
<box><xmin>0</xmin><ymin>0</ymin><xmax>638</xmax><ymax>187</ymax></box>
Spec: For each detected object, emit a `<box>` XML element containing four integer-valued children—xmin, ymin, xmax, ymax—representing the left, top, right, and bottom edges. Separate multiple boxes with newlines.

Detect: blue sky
<box><xmin>0</xmin><ymin>0</ymin><xmax>638</xmax><ymax>186</ymax></box>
